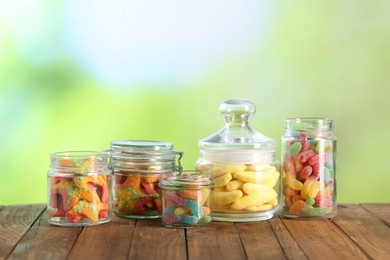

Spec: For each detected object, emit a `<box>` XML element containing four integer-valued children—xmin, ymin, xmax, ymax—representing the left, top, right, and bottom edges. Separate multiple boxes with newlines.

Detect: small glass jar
<box><xmin>281</xmin><ymin>118</ymin><xmax>337</xmax><ymax>219</ymax></box>
<box><xmin>47</xmin><ymin>151</ymin><xmax>112</xmax><ymax>227</ymax></box>
<box><xmin>159</xmin><ymin>170</ymin><xmax>212</xmax><ymax>228</ymax></box>
<box><xmin>196</xmin><ymin>98</ymin><xmax>281</xmax><ymax>222</ymax></box>
<box><xmin>110</xmin><ymin>140</ymin><xmax>183</xmax><ymax>219</ymax></box>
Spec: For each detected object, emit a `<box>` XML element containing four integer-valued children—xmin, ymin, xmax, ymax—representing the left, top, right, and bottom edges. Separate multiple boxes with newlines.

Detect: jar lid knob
<box><xmin>219</xmin><ymin>98</ymin><xmax>256</xmax><ymax>123</ymax></box>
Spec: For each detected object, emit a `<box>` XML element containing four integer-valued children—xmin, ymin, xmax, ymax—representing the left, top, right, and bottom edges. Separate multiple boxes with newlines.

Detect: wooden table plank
<box><xmin>332</xmin><ymin>204</ymin><xmax>390</xmax><ymax>259</ymax></box>
<box><xmin>129</xmin><ymin>218</ymin><xmax>186</xmax><ymax>260</ymax></box>
<box><xmin>8</xmin><ymin>207</ymin><xmax>81</xmax><ymax>260</ymax></box>
<box><xmin>268</xmin><ymin>216</ymin><xmax>308</xmax><ymax>260</ymax></box>
<box><xmin>235</xmin><ymin>220</ymin><xmax>286</xmax><ymax>260</ymax></box>
<box><xmin>68</xmin><ymin>214</ymin><xmax>136</xmax><ymax>259</ymax></box>
<box><xmin>186</xmin><ymin>222</ymin><xmax>246</xmax><ymax>260</ymax></box>
<box><xmin>361</xmin><ymin>203</ymin><xmax>390</xmax><ymax>226</ymax></box>
<box><xmin>281</xmin><ymin>215</ymin><xmax>369</xmax><ymax>259</ymax></box>
<box><xmin>0</xmin><ymin>204</ymin><xmax>45</xmax><ymax>259</ymax></box>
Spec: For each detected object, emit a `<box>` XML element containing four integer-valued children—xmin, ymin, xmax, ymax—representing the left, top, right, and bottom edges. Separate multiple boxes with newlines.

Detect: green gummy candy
<box><xmin>292</xmin><ymin>122</ymin><xmax>313</xmax><ymax>131</ymax></box>
<box><xmin>288</xmin><ymin>142</ymin><xmax>302</xmax><ymax>156</ymax></box>
<box><xmin>198</xmin><ymin>215</ymin><xmax>211</xmax><ymax>223</ymax></box>
<box><xmin>304</xmin><ymin>206</ymin><xmax>328</xmax><ymax>215</ymax></box>
<box><xmin>306</xmin><ymin>197</ymin><xmax>315</xmax><ymax>206</ymax></box>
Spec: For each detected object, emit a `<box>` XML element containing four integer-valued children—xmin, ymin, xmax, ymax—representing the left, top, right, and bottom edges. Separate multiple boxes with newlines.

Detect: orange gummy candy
<box><xmin>289</xmin><ymin>200</ymin><xmax>307</xmax><ymax>215</ymax></box>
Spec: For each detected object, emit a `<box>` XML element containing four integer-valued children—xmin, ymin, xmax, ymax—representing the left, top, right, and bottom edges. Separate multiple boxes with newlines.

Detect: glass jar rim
<box><xmin>159</xmin><ymin>170</ymin><xmax>212</xmax><ymax>188</ymax></box>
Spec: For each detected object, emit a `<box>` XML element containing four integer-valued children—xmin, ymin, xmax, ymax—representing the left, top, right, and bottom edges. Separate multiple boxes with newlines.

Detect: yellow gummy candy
<box><xmin>230</xmin><ymin>189</ymin><xmax>277</xmax><ymax>210</ymax></box>
<box><xmin>211</xmin><ymin>190</ymin><xmax>243</xmax><ymax>206</ymax></box>
<box><xmin>308</xmin><ymin>181</ymin><xmax>322</xmax><ymax>199</ymax></box>
<box><xmin>300</xmin><ymin>179</ymin><xmax>315</xmax><ymax>200</ymax></box>
<box><xmin>233</xmin><ymin>167</ymin><xmax>275</xmax><ymax>184</ymax></box>
<box><xmin>242</xmin><ymin>183</ymin><xmax>271</xmax><ymax>195</ymax></box>
<box><xmin>226</xmin><ymin>180</ymin><xmax>245</xmax><ymax>191</ymax></box>
<box><xmin>213</xmin><ymin>173</ymin><xmax>232</xmax><ymax>188</ymax></box>
<box><xmin>286</xmin><ymin>174</ymin><xmax>303</xmax><ymax>191</ymax></box>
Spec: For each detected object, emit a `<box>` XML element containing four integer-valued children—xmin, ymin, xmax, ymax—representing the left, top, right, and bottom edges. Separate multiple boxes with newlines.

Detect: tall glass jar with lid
<box><xmin>196</xmin><ymin>98</ymin><xmax>281</xmax><ymax>222</ymax></box>
<box><xmin>110</xmin><ymin>140</ymin><xmax>183</xmax><ymax>219</ymax></box>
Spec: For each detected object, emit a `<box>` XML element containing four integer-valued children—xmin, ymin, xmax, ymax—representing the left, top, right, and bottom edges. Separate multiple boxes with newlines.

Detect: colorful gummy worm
<box><xmin>49</xmin><ymin>157</ymin><xmax>109</xmax><ymax>223</ymax></box>
<box><xmin>162</xmin><ymin>188</ymin><xmax>211</xmax><ymax>227</ymax></box>
<box><xmin>113</xmin><ymin>173</ymin><xmax>162</xmax><ymax>217</ymax></box>
<box><xmin>283</xmin><ymin>122</ymin><xmax>335</xmax><ymax>216</ymax></box>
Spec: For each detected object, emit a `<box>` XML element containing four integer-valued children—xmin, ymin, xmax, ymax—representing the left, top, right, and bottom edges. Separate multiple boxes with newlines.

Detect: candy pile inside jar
<box><xmin>113</xmin><ymin>171</ymin><xmax>162</xmax><ymax>217</ymax></box>
<box><xmin>282</xmin><ymin>118</ymin><xmax>337</xmax><ymax>218</ymax></box>
<box><xmin>159</xmin><ymin>171</ymin><xmax>212</xmax><ymax>227</ymax></box>
<box><xmin>47</xmin><ymin>152</ymin><xmax>111</xmax><ymax>226</ymax></box>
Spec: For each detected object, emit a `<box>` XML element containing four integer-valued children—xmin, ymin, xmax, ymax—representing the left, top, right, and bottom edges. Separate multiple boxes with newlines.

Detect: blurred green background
<box><xmin>1</xmin><ymin>1</ymin><xmax>389</xmax><ymax>205</ymax></box>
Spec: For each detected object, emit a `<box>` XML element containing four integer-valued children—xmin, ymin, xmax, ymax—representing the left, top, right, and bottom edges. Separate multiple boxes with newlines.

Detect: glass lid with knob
<box><xmin>199</xmin><ymin>98</ymin><xmax>276</xmax><ymax>164</ymax></box>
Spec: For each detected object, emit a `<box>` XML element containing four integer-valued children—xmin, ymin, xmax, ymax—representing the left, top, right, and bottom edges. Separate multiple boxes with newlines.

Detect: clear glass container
<box><xmin>47</xmin><ymin>151</ymin><xmax>112</xmax><ymax>227</ymax></box>
<box><xmin>110</xmin><ymin>140</ymin><xmax>183</xmax><ymax>219</ymax></box>
<box><xmin>159</xmin><ymin>170</ymin><xmax>212</xmax><ymax>228</ymax></box>
<box><xmin>281</xmin><ymin>118</ymin><xmax>337</xmax><ymax>219</ymax></box>
<box><xmin>196</xmin><ymin>98</ymin><xmax>281</xmax><ymax>222</ymax></box>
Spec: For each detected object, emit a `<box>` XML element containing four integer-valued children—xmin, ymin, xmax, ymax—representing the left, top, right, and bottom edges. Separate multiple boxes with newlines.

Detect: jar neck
<box><xmin>49</xmin><ymin>151</ymin><xmax>110</xmax><ymax>174</ymax></box>
<box><xmin>200</xmin><ymin>149</ymin><xmax>275</xmax><ymax>165</ymax></box>
<box><xmin>284</xmin><ymin>118</ymin><xmax>334</xmax><ymax>137</ymax></box>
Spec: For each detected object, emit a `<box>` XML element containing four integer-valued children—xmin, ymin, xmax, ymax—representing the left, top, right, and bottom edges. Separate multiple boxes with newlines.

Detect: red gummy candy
<box><xmin>298</xmin><ymin>134</ymin><xmax>310</xmax><ymax>152</ymax></box>
<box><xmin>308</xmin><ymin>154</ymin><xmax>320</xmax><ymax>166</ymax></box>
<box><xmin>308</xmin><ymin>163</ymin><xmax>320</xmax><ymax>180</ymax></box>
<box><xmin>298</xmin><ymin>165</ymin><xmax>312</xmax><ymax>180</ymax></box>
<box><xmin>298</xmin><ymin>150</ymin><xmax>316</xmax><ymax>163</ymax></box>
<box><xmin>315</xmin><ymin>195</ymin><xmax>333</xmax><ymax>208</ymax></box>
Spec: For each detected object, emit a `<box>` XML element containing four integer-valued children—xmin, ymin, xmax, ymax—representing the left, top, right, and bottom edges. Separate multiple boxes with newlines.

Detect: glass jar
<box><xmin>159</xmin><ymin>170</ymin><xmax>212</xmax><ymax>228</ymax></box>
<box><xmin>281</xmin><ymin>118</ymin><xmax>337</xmax><ymax>219</ymax></box>
<box><xmin>110</xmin><ymin>140</ymin><xmax>183</xmax><ymax>219</ymax></box>
<box><xmin>196</xmin><ymin>98</ymin><xmax>281</xmax><ymax>222</ymax></box>
<box><xmin>47</xmin><ymin>151</ymin><xmax>112</xmax><ymax>227</ymax></box>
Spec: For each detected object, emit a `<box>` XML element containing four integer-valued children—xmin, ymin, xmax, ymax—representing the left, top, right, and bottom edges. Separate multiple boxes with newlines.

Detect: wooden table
<box><xmin>1</xmin><ymin>204</ymin><xmax>389</xmax><ymax>259</ymax></box>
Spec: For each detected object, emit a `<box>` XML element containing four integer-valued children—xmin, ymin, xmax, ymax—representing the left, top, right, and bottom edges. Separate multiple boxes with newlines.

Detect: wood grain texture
<box><xmin>268</xmin><ymin>216</ymin><xmax>308</xmax><ymax>260</ymax></box>
<box><xmin>8</xmin><ymin>207</ymin><xmax>81</xmax><ymax>260</ymax></box>
<box><xmin>361</xmin><ymin>203</ymin><xmax>390</xmax><ymax>226</ymax></box>
<box><xmin>235</xmin><ymin>220</ymin><xmax>286</xmax><ymax>260</ymax></box>
<box><xmin>186</xmin><ymin>222</ymin><xmax>246</xmax><ymax>260</ymax></box>
<box><xmin>0</xmin><ymin>204</ymin><xmax>45</xmax><ymax>259</ymax></box>
<box><xmin>129</xmin><ymin>218</ymin><xmax>186</xmax><ymax>260</ymax></box>
<box><xmin>281</xmin><ymin>216</ymin><xmax>369</xmax><ymax>259</ymax></box>
<box><xmin>332</xmin><ymin>204</ymin><xmax>390</xmax><ymax>259</ymax></box>
<box><xmin>2</xmin><ymin>204</ymin><xmax>390</xmax><ymax>260</ymax></box>
<box><xmin>68</xmin><ymin>215</ymin><xmax>135</xmax><ymax>259</ymax></box>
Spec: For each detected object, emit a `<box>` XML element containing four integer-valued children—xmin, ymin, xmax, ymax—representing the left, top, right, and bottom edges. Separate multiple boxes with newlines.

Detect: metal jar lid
<box><xmin>110</xmin><ymin>140</ymin><xmax>183</xmax><ymax>173</ymax></box>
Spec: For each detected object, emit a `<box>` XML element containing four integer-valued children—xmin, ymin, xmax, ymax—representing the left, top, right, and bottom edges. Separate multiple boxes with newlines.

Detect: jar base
<box><xmin>114</xmin><ymin>212</ymin><xmax>160</xmax><ymax>219</ymax></box>
<box><xmin>48</xmin><ymin>217</ymin><xmax>111</xmax><ymax>227</ymax></box>
<box><xmin>211</xmin><ymin>211</ymin><xmax>275</xmax><ymax>222</ymax></box>
<box><xmin>281</xmin><ymin>211</ymin><xmax>337</xmax><ymax>219</ymax></box>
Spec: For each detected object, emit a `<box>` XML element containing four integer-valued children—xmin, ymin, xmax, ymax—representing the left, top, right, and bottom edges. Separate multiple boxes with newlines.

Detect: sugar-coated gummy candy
<box><xmin>182</xmin><ymin>215</ymin><xmax>198</xmax><ymax>225</ymax></box>
<box><xmin>306</xmin><ymin>197</ymin><xmax>315</xmax><ymax>206</ymax></box>
<box><xmin>298</xmin><ymin>150</ymin><xmax>316</xmax><ymax>163</ymax></box>
<box><xmin>166</xmin><ymin>190</ymin><xmax>185</xmax><ymax>206</ymax></box>
<box><xmin>288</xmin><ymin>142</ymin><xmax>302</xmax><ymax>156</ymax></box>
<box><xmin>298</xmin><ymin>165</ymin><xmax>312</xmax><ymax>180</ymax></box>
<box><xmin>289</xmin><ymin>200</ymin><xmax>306</xmax><ymax>215</ymax></box>
<box><xmin>304</xmin><ymin>205</ymin><xmax>328</xmax><ymax>215</ymax></box>
<box><xmin>184</xmin><ymin>199</ymin><xmax>203</xmax><ymax>219</ymax></box>
<box><xmin>198</xmin><ymin>215</ymin><xmax>211</xmax><ymax>223</ymax></box>
<box><xmin>292</xmin><ymin>122</ymin><xmax>313</xmax><ymax>131</ymax></box>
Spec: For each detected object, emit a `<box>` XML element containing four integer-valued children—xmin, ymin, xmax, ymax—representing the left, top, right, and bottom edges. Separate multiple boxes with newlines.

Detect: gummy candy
<box><xmin>298</xmin><ymin>150</ymin><xmax>316</xmax><ymax>163</ymax></box>
<box><xmin>161</xmin><ymin>184</ymin><xmax>211</xmax><ymax>227</ymax></box>
<box><xmin>298</xmin><ymin>165</ymin><xmax>312</xmax><ymax>180</ymax></box>
<box><xmin>288</xmin><ymin>142</ymin><xmax>302</xmax><ymax>156</ymax></box>
<box><xmin>288</xmin><ymin>200</ymin><xmax>306</xmax><ymax>215</ymax></box>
